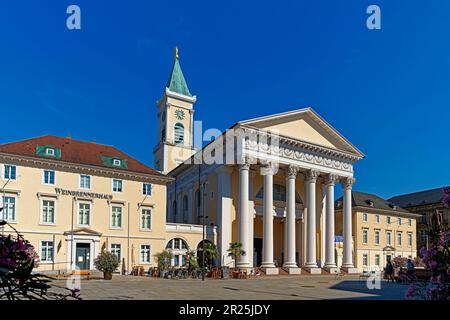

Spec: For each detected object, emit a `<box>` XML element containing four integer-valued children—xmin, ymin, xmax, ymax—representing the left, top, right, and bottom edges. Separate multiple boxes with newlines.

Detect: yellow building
<box><xmin>335</xmin><ymin>192</ymin><xmax>419</xmax><ymax>272</ymax></box>
<box><xmin>0</xmin><ymin>135</ymin><xmax>208</xmax><ymax>272</ymax></box>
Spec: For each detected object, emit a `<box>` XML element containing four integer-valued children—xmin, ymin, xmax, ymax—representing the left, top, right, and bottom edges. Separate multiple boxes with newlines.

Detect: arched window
<box><xmin>194</xmin><ymin>189</ymin><xmax>201</xmax><ymax>224</ymax></box>
<box><xmin>182</xmin><ymin>195</ymin><xmax>188</xmax><ymax>223</ymax></box>
<box><xmin>174</xmin><ymin>123</ymin><xmax>184</xmax><ymax>144</ymax></box>
<box><xmin>256</xmin><ymin>184</ymin><xmax>303</xmax><ymax>203</ymax></box>
<box><xmin>166</xmin><ymin>238</ymin><xmax>189</xmax><ymax>267</ymax></box>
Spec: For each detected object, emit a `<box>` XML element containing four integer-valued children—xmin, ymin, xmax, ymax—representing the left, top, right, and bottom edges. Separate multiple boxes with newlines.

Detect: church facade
<box><xmin>158</xmin><ymin>50</ymin><xmax>365</xmax><ymax>274</ymax></box>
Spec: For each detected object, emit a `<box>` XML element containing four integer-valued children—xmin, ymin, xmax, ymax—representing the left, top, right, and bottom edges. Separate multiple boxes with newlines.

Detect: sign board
<box><xmin>55</xmin><ymin>188</ymin><xmax>113</xmax><ymax>200</ymax></box>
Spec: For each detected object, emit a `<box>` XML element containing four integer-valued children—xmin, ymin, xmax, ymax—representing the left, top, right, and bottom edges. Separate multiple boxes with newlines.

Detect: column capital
<box><xmin>285</xmin><ymin>165</ymin><xmax>299</xmax><ymax>180</ymax></box>
<box><xmin>305</xmin><ymin>169</ymin><xmax>320</xmax><ymax>182</ymax></box>
<box><xmin>325</xmin><ymin>174</ymin><xmax>339</xmax><ymax>186</ymax></box>
<box><xmin>238</xmin><ymin>156</ymin><xmax>253</xmax><ymax>171</ymax></box>
<box><xmin>260</xmin><ymin>160</ymin><xmax>277</xmax><ymax>176</ymax></box>
<box><xmin>341</xmin><ymin>176</ymin><xmax>356</xmax><ymax>190</ymax></box>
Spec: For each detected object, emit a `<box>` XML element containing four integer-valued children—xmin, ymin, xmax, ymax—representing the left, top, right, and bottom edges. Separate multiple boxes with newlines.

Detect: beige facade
<box><xmin>0</xmin><ymin>142</ymin><xmax>207</xmax><ymax>273</ymax></box>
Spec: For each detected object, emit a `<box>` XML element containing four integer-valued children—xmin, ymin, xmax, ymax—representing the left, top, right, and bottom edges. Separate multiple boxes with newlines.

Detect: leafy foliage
<box><xmin>154</xmin><ymin>250</ymin><xmax>173</xmax><ymax>270</ymax></box>
<box><xmin>94</xmin><ymin>251</ymin><xmax>120</xmax><ymax>273</ymax></box>
<box><xmin>227</xmin><ymin>242</ymin><xmax>246</xmax><ymax>270</ymax></box>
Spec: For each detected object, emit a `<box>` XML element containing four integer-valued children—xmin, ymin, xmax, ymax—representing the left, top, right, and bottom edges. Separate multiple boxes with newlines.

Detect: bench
<box><xmin>71</xmin><ymin>270</ymin><xmax>91</xmax><ymax>279</ymax></box>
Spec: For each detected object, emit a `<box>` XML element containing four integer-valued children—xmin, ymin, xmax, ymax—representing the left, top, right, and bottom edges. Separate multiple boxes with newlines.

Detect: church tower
<box><xmin>154</xmin><ymin>47</ymin><xmax>197</xmax><ymax>174</ymax></box>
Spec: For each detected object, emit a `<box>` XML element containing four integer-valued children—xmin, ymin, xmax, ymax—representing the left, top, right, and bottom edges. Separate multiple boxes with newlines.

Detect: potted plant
<box><xmin>154</xmin><ymin>250</ymin><xmax>173</xmax><ymax>277</ymax></box>
<box><xmin>94</xmin><ymin>251</ymin><xmax>119</xmax><ymax>280</ymax></box>
<box><xmin>227</xmin><ymin>242</ymin><xmax>246</xmax><ymax>277</ymax></box>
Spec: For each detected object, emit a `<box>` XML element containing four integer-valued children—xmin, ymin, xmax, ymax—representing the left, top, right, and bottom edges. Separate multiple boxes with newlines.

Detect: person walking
<box><xmin>385</xmin><ymin>261</ymin><xmax>395</xmax><ymax>283</ymax></box>
<box><xmin>406</xmin><ymin>259</ymin><xmax>415</xmax><ymax>282</ymax></box>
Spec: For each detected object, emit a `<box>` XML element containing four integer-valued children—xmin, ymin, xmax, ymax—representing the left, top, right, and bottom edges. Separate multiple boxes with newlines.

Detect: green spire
<box><xmin>165</xmin><ymin>47</ymin><xmax>192</xmax><ymax>97</ymax></box>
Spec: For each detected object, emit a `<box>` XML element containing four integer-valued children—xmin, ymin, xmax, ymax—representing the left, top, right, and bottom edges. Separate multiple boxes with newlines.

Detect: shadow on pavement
<box><xmin>329</xmin><ymin>280</ymin><xmax>408</xmax><ymax>300</ymax></box>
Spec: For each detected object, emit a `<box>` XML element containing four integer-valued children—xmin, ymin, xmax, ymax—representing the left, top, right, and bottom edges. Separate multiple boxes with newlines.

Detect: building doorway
<box><xmin>76</xmin><ymin>243</ymin><xmax>91</xmax><ymax>270</ymax></box>
<box><xmin>254</xmin><ymin>238</ymin><xmax>262</xmax><ymax>267</ymax></box>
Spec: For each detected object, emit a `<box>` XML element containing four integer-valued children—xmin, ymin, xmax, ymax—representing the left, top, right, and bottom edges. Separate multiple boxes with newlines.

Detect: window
<box><xmin>363</xmin><ymin>254</ymin><xmax>368</xmax><ymax>266</ymax></box>
<box><xmin>141</xmin><ymin>209</ymin><xmax>152</xmax><ymax>230</ymax></box>
<box><xmin>43</xmin><ymin>170</ymin><xmax>55</xmax><ymax>185</ymax></box>
<box><xmin>420</xmin><ymin>215</ymin><xmax>427</xmax><ymax>224</ymax></box>
<box><xmin>397</xmin><ymin>232</ymin><xmax>402</xmax><ymax>246</ymax></box>
<box><xmin>362</xmin><ymin>229</ymin><xmax>368</xmax><ymax>244</ymax></box>
<box><xmin>174</xmin><ymin>123</ymin><xmax>184</xmax><ymax>144</ymax></box>
<box><xmin>4</xmin><ymin>165</ymin><xmax>16</xmax><ymax>180</ymax></box>
<box><xmin>375</xmin><ymin>214</ymin><xmax>380</xmax><ymax>223</ymax></box>
<box><xmin>166</xmin><ymin>238</ymin><xmax>188</xmax><ymax>250</ymax></box>
<box><xmin>256</xmin><ymin>184</ymin><xmax>303</xmax><ymax>203</ymax></box>
<box><xmin>408</xmin><ymin>218</ymin><xmax>412</xmax><ymax>227</ymax></box>
<box><xmin>387</xmin><ymin>216</ymin><xmax>391</xmax><ymax>224</ymax></box>
<box><xmin>113</xmin><ymin>159</ymin><xmax>121</xmax><ymax>166</ymax></box>
<box><xmin>41</xmin><ymin>200</ymin><xmax>55</xmax><ymax>224</ymax></box>
<box><xmin>78</xmin><ymin>203</ymin><xmax>90</xmax><ymax>226</ymax></box>
<box><xmin>182</xmin><ymin>196</ymin><xmax>188</xmax><ymax>223</ymax></box>
<box><xmin>375</xmin><ymin>254</ymin><xmax>380</xmax><ymax>266</ymax></box>
<box><xmin>80</xmin><ymin>175</ymin><xmax>91</xmax><ymax>189</ymax></box>
<box><xmin>111</xmin><ymin>206</ymin><xmax>122</xmax><ymax>228</ymax></box>
<box><xmin>1</xmin><ymin>196</ymin><xmax>16</xmax><ymax>221</ymax></box>
<box><xmin>111</xmin><ymin>244</ymin><xmax>121</xmax><ymax>260</ymax></box>
<box><xmin>140</xmin><ymin>245</ymin><xmax>151</xmax><ymax>263</ymax></box>
<box><xmin>112</xmin><ymin>179</ymin><xmax>122</xmax><ymax>192</ymax></box>
<box><xmin>362</xmin><ymin>213</ymin><xmax>368</xmax><ymax>222</ymax></box>
<box><xmin>398</xmin><ymin>217</ymin><xmax>402</xmax><ymax>225</ymax></box>
<box><xmin>46</xmin><ymin>148</ymin><xmax>55</xmax><ymax>156</ymax></box>
<box><xmin>174</xmin><ymin>255</ymin><xmax>179</xmax><ymax>266</ymax></box>
<box><xmin>143</xmin><ymin>183</ymin><xmax>152</xmax><ymax>196</ymax></box>
<box><xmin>40</xmin><ymin>241</ymin><xmax>54</xmax><ymax>262</ymax></box>
<box><xmin>420</xmin><ymin>230</ymin><xmax>427</xmax><ymax>243</ymax></box>
<box><xmin>408</xmin><ymin>232</ymin><xmax>413</xmax><ymax>247</ymax></box>
<box><xmin>386</xmin><ymin>231</ymin><xmax>392</xmax><ymax>246</ymax></box>
<box><xmin>375</xmin><ymin>230</ymin><xmax>380</xmax><ymax>245</ymax></box>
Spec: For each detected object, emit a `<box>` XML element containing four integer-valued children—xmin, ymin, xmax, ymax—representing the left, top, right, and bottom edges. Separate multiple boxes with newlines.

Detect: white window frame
<box><xmin>43</xmin><ymin>170</ymin><xmax>56</xmax><ymax>185</ymax></box>
<box><xmin>140</xmin><ymin>208</ymin><xmax>152</xmax><ymax>231</ymax></box>
<box><xmin>110</xmin><ymin>205</ymin><xmax>123</xmax><ymax>229</ymax></box>
<box><xmin>386</xmin><ymin>231</ymin><xmax>392</xmax><ymax>246</ymax></box>
<box><xmin>40</xmin><ymin>240</ymin><xmax>54</xmax><ymax>263</ymax></box>
<box><xmin>1</xmin><ymin>195</ymin><xmax>17</xmax><ymax>223</ymax></box>
<box><xmin>112</xmin><ymin>179</ymin><xmax>123</xmax><ymax>193</ymax></box>
<box><xmin>375</xmin><ymin>214</ymin><xmax>380</xmax><ymax>224</ymax></box>
<box><xmin>375</xmin><ymin>254</ymin><xmax>380</xmax><ymax>266</ymax></box>
<box><xmin>362</xmin><ymin>254</ymin><xmax>368</xmax><ymax>266</ymax></box>
<box><xmin>79</xmin><ymin>174</ymin><xmax>91</xmax><ymax>190</ymax></box>
<box><xmin>362</xmin><ymin>229</ymin><xmax>368</xmax><ymax>244</ymax></box>
<box><xmin>40</xmin><ymin>199</ymin><xmax>56</xmax><ymax>225</ymax></box>
<box><xmin>46</xmin><ymin>148</ymin><xmax>55</xmax><ymax>156</ymax></box>
<box><xmin>140</xmin><ymin>245</ymin><xmax>151</xmax><ymax>264</ymax></box>
<box><xmin>113</xmin><ymin>159</ymin><xmax>121</xmax><ymax>167</ymax></box>
<box><xmin>387</xmin><ymin>216</ymin><xmax>391</xmax><ymax>224</ymax></box>
<box><xmin>398</xmin><ymin>217</ymin><xmax>402</xmax><ymax>225</ymax></box>
<box><xmin>362</xmin><ymin>213</ymin><xmax>368</xmax><ymax>222</ymax></box>
<box><xmin>408</xmin><ymin>218</ymin><xmax>412</xmax><ymax>227</ymax></box>
<box><xmin>375</xmin><ymin>230</ymin><xmax>380</xmax><ymax>245</ymax></box>
<box><xmin>3</xmin><ymin>164</ymin><xmax>17</xmax><ymax>181</ymax></box>
<box><xmin>110</xmin><ymin>243</ymin><xmax>122</xmax><ymax>261</ymax></box>
<box><xmin>407</xmin><ymin>232</ymin><xmax>413</xmax><ymax>247</ymax></box>
<box><xmin>142</xmin><ymin>183</ymin><xmax>152</xmax><ymax>196</ymax></box>
<box><xmin>397</xmin><ymin>232</ymin><xmax>402</xmax><ymax>247</ymax></box>
<box><xmin>77</xmin><ymin>202</ymin><xmax>91</xmax><ymax>227</ymax></box>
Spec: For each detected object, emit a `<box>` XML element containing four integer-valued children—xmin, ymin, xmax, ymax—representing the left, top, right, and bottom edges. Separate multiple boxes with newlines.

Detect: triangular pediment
<box><xmin>64</xmin><ymin>227</ymin><xmax>102</xmax><ymax>236</ymax></box>
<box><xmin>239</xmin><ymin>108</ymin><xmax>363</xmax><ymax>156</ymax></box>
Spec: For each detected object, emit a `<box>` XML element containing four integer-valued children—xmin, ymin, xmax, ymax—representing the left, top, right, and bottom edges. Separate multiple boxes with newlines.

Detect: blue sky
<box><xmin>0</xmin><ymin>1</ymin><xmax>448</xmax><ymax>199</ymax></box>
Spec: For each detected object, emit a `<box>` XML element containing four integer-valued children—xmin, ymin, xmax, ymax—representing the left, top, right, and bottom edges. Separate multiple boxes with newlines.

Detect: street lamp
<box><xmin>200</xmin><ymin>180</ymin><xmax>209</xmax><ymax>281</ymax></box>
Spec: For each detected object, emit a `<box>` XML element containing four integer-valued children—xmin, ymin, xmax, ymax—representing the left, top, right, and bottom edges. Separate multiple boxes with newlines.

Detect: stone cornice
<box><xmin>336</xmin><ymin>206</ymin><xmax>422</xmax><ymax>218</ymax></box>
<box><xmin>0</xmin><ymin>152</ymin><xmax>173</xmax><ymax>184</ymax></box>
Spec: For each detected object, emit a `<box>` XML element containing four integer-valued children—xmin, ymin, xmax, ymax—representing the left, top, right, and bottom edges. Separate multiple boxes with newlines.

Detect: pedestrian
<box><xmin>385</xmin><ymin>261</ymin><xmax>394</xmax><ymax>283</ymax></box>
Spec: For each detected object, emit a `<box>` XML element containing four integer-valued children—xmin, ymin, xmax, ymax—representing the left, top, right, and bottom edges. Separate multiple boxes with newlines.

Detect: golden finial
<box><xmin>174</xmin><ymin>46</ymin><xmax>179</xmax><ymax>61</ymax></box>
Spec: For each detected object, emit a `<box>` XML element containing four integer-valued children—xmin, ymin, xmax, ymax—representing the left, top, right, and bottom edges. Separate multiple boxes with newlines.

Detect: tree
<box><xmin>227</xmin><ymin>242</ymin><xmax>246</xmax><ymax>270</ymax></box>
<box><xmin>154</xmin><ymin>250</ymin><xmax>173</xmax><ymax>270</ymax></box>
<box><xmin>406</xmin><ymin>188</ymin><xmax>450</xmax><ymax>300</ymax></box>
<box><xmin>185</xmin><ymin>250</ymin><xmax>197</xmax><ymax>271</ymax></box>
<box><xmin>94</xmin><ymin>251</ymin><xmax>120</xmax><ymax>279</ymax></box>
<box><xmin>204</xmin><ymin>242</ymin><xmax>218</xmax><ymax>269</ymax></box>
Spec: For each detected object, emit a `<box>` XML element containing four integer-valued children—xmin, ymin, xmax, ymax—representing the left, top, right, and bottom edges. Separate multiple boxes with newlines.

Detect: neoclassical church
<box><xmin>155</xmin><ymin>49</ymin><xmax>364</xmax><ymax>274</ymax></box>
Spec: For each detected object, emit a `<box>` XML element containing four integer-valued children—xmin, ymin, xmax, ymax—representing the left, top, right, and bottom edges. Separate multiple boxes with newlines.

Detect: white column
<box><xmin>284</xmin><ymin>165</ymin><xmax>298</xmax><ymax>268</ymax></box>
<box><xmin>248</xmin><ymin>170</ymin><xmax>256</xmax><ymax>268</ymax></box>
<box><xmin>341</xmin><ymin>177</ymin><xmax>356</xmax><ymax>272</ymax></box>
<box><xmin>324</xmin><ymin>174</ymin><xmax>338</xmax><ymax>270</ymax></box>
<box><xmin>237</xmin><ymin>162</ymin><xmax>251</xmax><ymax>268</ymax></box>
<box><xmin>304</xmin><ymin>169</ymin><xmax>320</xmax><ymax>271</ymax></box>
<box><xmin>217</xmin><ymin>166</ymin><xmax>233</xmax><ymax>267</ymax></box>
<box><xmin>261</xmin><ymin>164</ymin><xmax>276</xmax><ymax>269</ymax></box>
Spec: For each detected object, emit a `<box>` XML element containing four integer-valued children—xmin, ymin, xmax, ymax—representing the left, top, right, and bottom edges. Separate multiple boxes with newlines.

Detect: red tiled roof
<box><xmin>0</xmin><ymin>135</ymin><xmax>165</xmax><ymax>177</ymax></box>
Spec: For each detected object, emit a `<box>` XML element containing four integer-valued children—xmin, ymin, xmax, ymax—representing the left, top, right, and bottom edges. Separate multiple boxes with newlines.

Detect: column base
<box><xmin>236</xmin><ymin>262</ymin><xmax>252</xmax><ymax>269</ymax></box>
<box><xmin>282</xmin><ymin>267</ymin><xmax>302</xmax><ymax>275</ymax></box>
<box><xmin>303</xmin><ymin>267</ymin><xmax>322</xmax><ymax>274</ymax></box>
<box><xmin>261</xmin><ymin>267</ymin><xmax>279</xmax><ymax>275</ymax></box>
<box><xmin>341</xmin><ymin>266</ymin><xmax>358</xmax><ymax>274</ymax></box>
<box><xmin>323</xmin><ymin>266</ymin><xmax>340</xmax><ymax>274</ymax></box>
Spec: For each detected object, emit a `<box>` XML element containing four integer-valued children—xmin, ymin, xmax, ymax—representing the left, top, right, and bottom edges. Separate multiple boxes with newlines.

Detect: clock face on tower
<box><xmin>175</xmin><ymin>109</ymin><xmax>185</xmax><ymax>120</ymax></box>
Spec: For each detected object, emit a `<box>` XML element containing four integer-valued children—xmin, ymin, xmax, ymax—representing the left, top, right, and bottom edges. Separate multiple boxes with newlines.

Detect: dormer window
<box><xmin>366</xmin><ymin>200</ymin><xmax>374</xmax><ymax>207</ymax></box>
<box><xmin>46</xmin><ymin>148</ymin><xmax>55</xmax><ymax>156</ymax></box>
<box><xmin>113</xmin><ymin>159</ymin><xmax>121</xmax><ymax>167</ymax></box>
